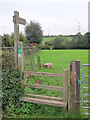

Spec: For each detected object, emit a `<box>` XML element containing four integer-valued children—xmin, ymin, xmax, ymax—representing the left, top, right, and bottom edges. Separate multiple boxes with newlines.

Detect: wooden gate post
<box><xmin>63</xmin><ymin>69</ymin><xmax>68</xmax><ymax>110</ymax></box>
<box><xmin>37</xmin><ymin>56</ymin><xmax>41</xmax><ymax>69</ymax></box>
<box><xmin>70</xmin><ymin>60</ymin><xmax>76</xmax><ymax>111</ymax></box>
<box><xmin>76</xmin><ymin>60</ymin><xmax>80</xmax><ymax>113</ymax></box>
<box><xmin>70</xmin><ymin>60</ymin><xmax>80</xmax><ymax>113</ymax></box>
<box><xmin>18</xmin><ymin>42</ymin><xmax>24</xmax><ymax>71</ymax></box>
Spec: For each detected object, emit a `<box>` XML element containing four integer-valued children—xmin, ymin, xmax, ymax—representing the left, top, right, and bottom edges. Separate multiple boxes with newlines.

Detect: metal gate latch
<box><xmin>77</xmin><ymin>80</ymin><xmax>80</xmax><ymax>85</ymax></box>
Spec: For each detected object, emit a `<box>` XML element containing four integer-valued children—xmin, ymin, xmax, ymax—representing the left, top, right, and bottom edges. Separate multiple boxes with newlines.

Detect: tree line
<box><xmin>1</xmin><ymin>21</ymin><xmax>90</xmax><ymax>49</ymax></box>
<box><xmin>43</xmin><ymin>32</ymin><xmax>89</xmax><ymax>49</ymax></box>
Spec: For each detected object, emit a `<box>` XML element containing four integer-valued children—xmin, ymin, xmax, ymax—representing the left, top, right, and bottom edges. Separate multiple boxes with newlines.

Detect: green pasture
<box><xmin>42</xmin><ymin>36</ymin><xmax>73</xmax><ymax>45</ymax></box>
<box><xmin>42</xmin><ymin>37</ymin><xmax>56</xmax><ymax>45</ymax></box>
<box><xmin>22</xmin><ymin>50</ymin><xmax>89</xmax><ymax>118</ymax></box>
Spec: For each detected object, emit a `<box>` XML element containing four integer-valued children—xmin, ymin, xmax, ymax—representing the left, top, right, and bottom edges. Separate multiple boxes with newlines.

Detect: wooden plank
<box><xmin>76</xmin><ymin>60</ymin><xmax>80</xmax><ymax>113</ymax></box>
<box><xmin>25</xmin><ymin>94</ymin><xmax>63</xmax><ymax>101</ymax></box>
<box><xmin>63</xmin><ymin>69</ymin><xmax>68</xmax><ymax>111</ymax></box>
<box><xmin>24</xmin><ymin>71</ymin><xmax>62</xmax><ymax>77</ymax></box>
<box><xmin>20</xmin><ymin>97</ymin><xmax>67</xmax><ymax>107</ymax></box>
<box><xmin>63</xmin><ymin>69</ymin><xmax>68</xmax><ymax>103</ymax></box>
<box><xmin>70</xmin><ymin>60</ymin><xmax>76</xmax><ymax>111</ymax></box>
<box><xmin>19</xmin><ymin>17</ymin><xmax>26</xmax><ymax>25</ymax></box>
<box><xmin>23</xmin><ymin>83</ymin><xmax>63</xmax><ymax>91</ymax></box>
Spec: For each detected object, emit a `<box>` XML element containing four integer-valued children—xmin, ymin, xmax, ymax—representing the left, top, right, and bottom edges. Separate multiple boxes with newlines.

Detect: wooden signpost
<box><xmin>13</xmin><ymin>11</ymin><xmax>26</xmax><ymax>69</ymax></box>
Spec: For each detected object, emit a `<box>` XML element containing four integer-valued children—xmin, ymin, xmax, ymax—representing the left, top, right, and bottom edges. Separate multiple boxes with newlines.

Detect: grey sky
<box><xmin>0</xmin><ymin>0</ymin><xmax>89</xmax><ymax>35</ymax></box>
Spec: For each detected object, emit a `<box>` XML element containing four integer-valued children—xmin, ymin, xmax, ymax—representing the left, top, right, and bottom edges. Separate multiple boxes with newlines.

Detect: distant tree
<box><xmin>25</xmin><ymin>21</ymin><xmax>43</xmax><ymax>44</ymax></box>
<box><xmin>53</xmin><ymin>38</ymin><xmax>63</xmax><ymax>49</ymax></box>
<box><xmin>83</xmin><ymin>32</ymin><xmax>90</xmax><ymax>48</ymax></box>
<box><xmin>75</xmin><ymin>32</ymin><xmax>84</xmax><ymax>48</ymax></box>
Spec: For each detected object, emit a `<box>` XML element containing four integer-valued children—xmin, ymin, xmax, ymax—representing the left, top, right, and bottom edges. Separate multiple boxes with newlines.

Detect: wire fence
<box><xmin>23</xmin><ymin>46</ymin><xmax>35</xmax><ymax>71</ymax></box>
<box><xmin>0</xmin><ymin>46</ymin><xmax>35</xmax><ymax>72</ymax></box>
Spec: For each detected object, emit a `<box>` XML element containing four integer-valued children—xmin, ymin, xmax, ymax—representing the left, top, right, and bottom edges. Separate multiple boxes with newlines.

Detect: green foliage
<box><xmin>19</xmin><ymin>33</ymin><xmax>26</xmax><ymax>45</ymax></box>
<box><xmin>25</xmin><ymin>21</ymin><xmax>43</xmax><ymax>44</ymax></box>
<box><xmin>42</xmin><ymin>32</ymin><xmax>89</xmax><ymax>49</ymax></box>
<box><xmin>83</xmin><ymin>32</ymin><xmax>90</xmax><ymax>48</ymax></box>
<box><xmin>2</xmin><ymin>34</ymin><xmax>14</xmax><ymax>47</ymax></box>
<box><xmin>42</xmin><ymin>37</ymin><xmax>56</xmax><ymax>45</ymax></box>
<box><xmin>53</xmin><ymin>38</ymin><xmax>63</xmax><ymax>49</ymax></box>
<box><xmin>42</xmin><ymin>45</ymin><xmax>51</xmax><ymax>50</ymax></box>
<box><xmin>2</xmin><ymin>50</ymin><xmax>15</xmax><ymax>70</ymax></box>
<box><xmin>2</xmin><ymin>50</ymin><xmax>24</xmax><ymax>109</ymax></box>
<box><xmin>2</xmin><ymin>33</ymin><xmax>26</xmax><ymax>47</ymax></box>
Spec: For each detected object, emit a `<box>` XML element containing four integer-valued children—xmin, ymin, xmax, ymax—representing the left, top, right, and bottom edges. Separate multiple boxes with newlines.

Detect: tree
<box><xmin>53</xmin><ymin>38</ymin><xmax>63</xmax><ymax>49</ymax></box>
<box><xmin>19</xmin><ymin>33</ymin><xmax>26</xmax><ymax>45</ymax></box>
<box><xmin>76</xmin><ymin>32</ymin><xmax>84</xmax><ymax>48</ymax></box>
<box><xmin>25</xmin><ymin>21</ymin><xmax>43</xmax><ymax>44</ymax></box>
<box><xmin>83</xmin><ymin>32</ymin><xmax>90</xmax><ymax>49</ymax></box>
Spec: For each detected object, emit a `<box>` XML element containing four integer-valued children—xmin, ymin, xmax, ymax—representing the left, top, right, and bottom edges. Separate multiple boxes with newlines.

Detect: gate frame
<box><xmin>82</xmin><ymin>64</ymin><xmax>90</xmax><ymax>115</ymax></box>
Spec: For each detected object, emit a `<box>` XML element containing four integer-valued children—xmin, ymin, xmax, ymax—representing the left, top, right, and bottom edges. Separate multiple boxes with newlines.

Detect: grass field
<box><xmin>42</xmin><ymin>37</ymin><xmax>56</xmax><ymax>45</ymax></box>
<box><xmin>42</xmin><ymin>36</ymin><xmax>73</xmax><ymax>45</ymax></box>
<box><xmin>22</xmin><ymin>49</ymin><xmax>89</xmax><ymax>118</ymax></box>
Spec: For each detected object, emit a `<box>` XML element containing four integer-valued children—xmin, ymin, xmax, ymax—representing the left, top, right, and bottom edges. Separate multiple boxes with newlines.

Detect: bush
<box><xmin>53</xmin><ymin>38</ymin><xmax>63</xmax><ymax>49</ymax></box>
<box><xmin>2</xmin><ymin>50</ymin><xmax>24</xmax><ymax>109</ymax></box>
<box><xmin>38</xmin><ymin>44</ymin><xmax>50</xmax><ymax>50</ymax></box>
<box><xmin>45</xmin><ymin>40</ymin><xmax>54</xmax><ymax>46</ymax></box>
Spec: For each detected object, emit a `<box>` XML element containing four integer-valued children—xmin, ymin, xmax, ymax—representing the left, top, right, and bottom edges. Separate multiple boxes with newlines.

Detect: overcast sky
<box><xmin>0</xmin><ymin>0</ymin><xmax>89</xmax><ymax>35</ymax></box>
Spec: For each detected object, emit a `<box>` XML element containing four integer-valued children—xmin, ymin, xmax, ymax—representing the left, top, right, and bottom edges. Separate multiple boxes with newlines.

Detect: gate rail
<box><xmin>82</xmin><ymin>64</ymin><xmax>90</xmax><ymax>115</ymax></box>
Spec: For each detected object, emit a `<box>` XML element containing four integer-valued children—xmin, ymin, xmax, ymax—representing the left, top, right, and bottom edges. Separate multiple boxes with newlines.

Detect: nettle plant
<box><xmin>2</xmin><ymin>50</ymin><xmax>24</xmax><ymax>109</ymax></box>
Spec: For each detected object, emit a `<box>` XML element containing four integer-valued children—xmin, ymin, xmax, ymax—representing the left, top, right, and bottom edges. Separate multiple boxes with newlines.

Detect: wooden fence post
<box><xmin>13</xmin><ymin>11</ymin><xmax>19</xmax><ymax>68</ymax></box>
<box><xmin>18</xmin><ymin>42</ymin><xmax>24</xmax><ymax>71</ymax></box>
<box><xmin>70</xmin><ymin>60</ymin><xmax>80</xmax><ymax>113</ymax></box>
<box><xmin>70</xmin><ymin>60</ymin><xmax>76</xmax><ymax>111</ymax></box>
<box><xmin>37</xmin><ymin>56</ymin><xmax>41</xmax><ymax>69</ymax></box>
<box><xmin>63</xmin><ymin>69</ymin><xmax>68</xmax><ymax>110</ymax></box>
<box><xmin>76</xmin><ymin>60</ymin><xmax>80</xmax><ymax>113</ymax></box>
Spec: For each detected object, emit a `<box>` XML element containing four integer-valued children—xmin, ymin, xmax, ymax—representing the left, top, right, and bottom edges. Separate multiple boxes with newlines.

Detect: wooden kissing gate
<box><xmin>20</xmin><ymin>60</ymin><xmax>80</xmax><ymax>112</ymax></box>
<box><xmin>13</xmin><ymin>11</ymin><xmax>80</xmax><ymax>112</ymax></box>
<box><xmin>21</xmin><ymin>70</ymin><xmax>68</xmax><ymax>110</ymax></box>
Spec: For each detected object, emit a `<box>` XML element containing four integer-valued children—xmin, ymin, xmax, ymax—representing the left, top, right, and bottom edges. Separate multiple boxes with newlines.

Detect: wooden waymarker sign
<box><xmin>19</xmin><ymin>17</ymin><xmax>26</xmax><ymax>25</ymax></box>
<box><xmin>17</xmin><ymin>45</ymin><xmax>21</xmax><ymax>53</ymax></box>
<box><xmin>13</xmin><ymin>11</ymin><xmax>26</xmax><ymax>68</ymax></box>
<box><xmin>13</xmin><ymin>16</ymin><xmax>26</xmax><ymax>25</ymax></box>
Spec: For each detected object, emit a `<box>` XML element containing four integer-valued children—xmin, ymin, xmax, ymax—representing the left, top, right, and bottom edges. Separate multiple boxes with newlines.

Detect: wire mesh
<box><xmin>23</xmin><ymin>46</ymin><xmax>35</xmax><ymax>71</ymax></box>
